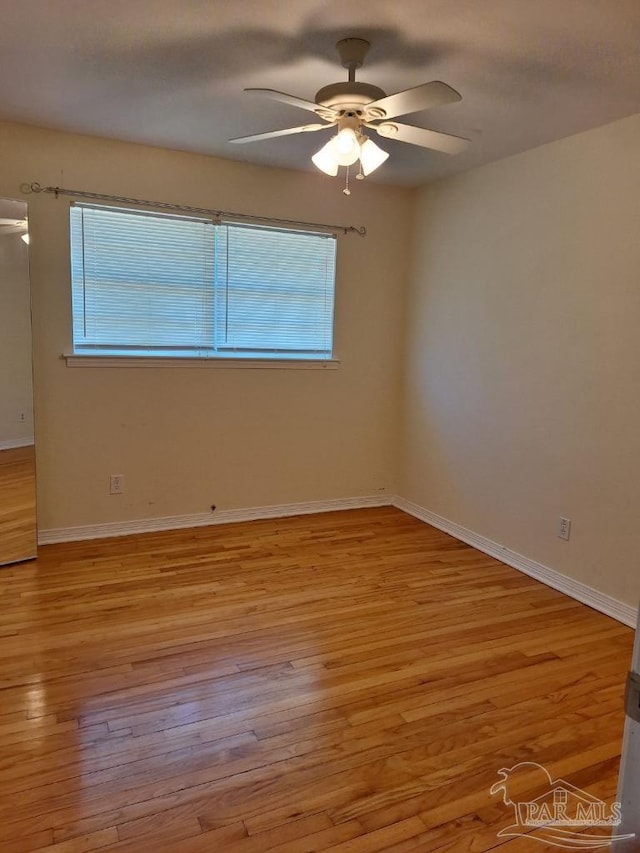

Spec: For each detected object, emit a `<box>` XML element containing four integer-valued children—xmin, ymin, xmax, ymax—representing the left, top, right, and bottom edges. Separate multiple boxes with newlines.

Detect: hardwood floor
<box><xmin>0</xmin><ymin>445</ymin><xmax>37</xmax><ymax>566</ymax></box>
<box><xmin>0</xmin><ymin>507</ymin><xmax>633</xmax><ymax>852</ymax></box>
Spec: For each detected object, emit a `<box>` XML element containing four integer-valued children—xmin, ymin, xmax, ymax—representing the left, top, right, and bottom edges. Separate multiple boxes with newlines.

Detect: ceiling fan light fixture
<box><xmin>236</xmin><ymin>41</ymin><xmax>469</xmax><ymax>188</ymax></box>
<box><xmin>359</xmin><ymin>138</ymin><xmax>389</xmax><ymax>176</ymax></box>
<box><xmin>330</xmin><ymin>127</ymin><xmax>360</xmax><ymax>166</ymax></box>
<box><xmin>21</xmin><ymin>233</ymin><xmax>30</xmax><ymax>245</ymax></box>
<box><xmin>312</xmin><ymin>140</ymin><xmax>339</xmax><ymax>176</ymax></box>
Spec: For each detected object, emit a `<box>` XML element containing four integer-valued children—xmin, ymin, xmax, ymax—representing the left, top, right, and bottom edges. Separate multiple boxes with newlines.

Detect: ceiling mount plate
<box><xmin>336</xmin><ymin>38</ymin><xmax>370</xmax><ymax>70</ymax></box>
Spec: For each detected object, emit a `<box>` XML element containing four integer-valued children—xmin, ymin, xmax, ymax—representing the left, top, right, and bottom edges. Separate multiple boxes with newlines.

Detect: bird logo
<box><xmin>490</xmin><ymin>762</ymin><xmax>634</xmax><ymax>849</ymax></box>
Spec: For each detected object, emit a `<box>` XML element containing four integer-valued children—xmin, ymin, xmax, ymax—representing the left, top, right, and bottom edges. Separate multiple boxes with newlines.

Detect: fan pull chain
<box><xmin>343</xmin><ymin>166</ymin><xmax>351</xmax><ymax>196</ymax></box>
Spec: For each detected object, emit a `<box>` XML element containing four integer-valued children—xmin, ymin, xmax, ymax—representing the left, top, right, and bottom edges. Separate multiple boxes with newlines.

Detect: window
<box><xmin>69</xmin><ymin>204</ymin><xmax>337</xmax><ymax>361</ymax></box>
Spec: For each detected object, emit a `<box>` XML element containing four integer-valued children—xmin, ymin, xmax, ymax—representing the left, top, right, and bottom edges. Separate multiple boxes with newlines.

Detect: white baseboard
<box><xmin>392</xmin><ymin>495</ymin><xmax>637</xmax><ymax>629</ymax></box>
<box><xmin>0</xmin><ymin>437</ymin><xmax>34</xmax><ymax>450</ymax></box>
<box><xmin>37</xmin><ymin>490</ymin><xmax>637</xmax><ymax>630</ymax></box>
<box><xmin>38</xmin><ymin>493</ymin><xmax>392</xmax><ymax>545</ymax></box>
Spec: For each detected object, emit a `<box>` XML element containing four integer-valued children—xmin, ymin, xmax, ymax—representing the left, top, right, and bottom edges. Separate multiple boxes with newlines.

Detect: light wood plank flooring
<box><xmin>0</xmin><ymin>445</ymin><xmax>37</xmax><ymax>565</ymax></box>
<box><xmin>0</xmin><ymin>507</ymin><xmax>633</xmax><ymax>852</ymax></box>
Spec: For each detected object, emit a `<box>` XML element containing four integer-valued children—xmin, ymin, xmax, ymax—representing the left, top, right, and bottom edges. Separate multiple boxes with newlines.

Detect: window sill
<box><xmin>62</xmin><ymin>354</ymin><xmax>340</xmax><ymax>370</ymax></box>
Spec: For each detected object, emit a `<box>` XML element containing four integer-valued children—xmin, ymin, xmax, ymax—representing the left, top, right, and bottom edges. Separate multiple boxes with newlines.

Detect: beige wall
<box><xmin>0</xmin><ymin>122</ymin><xmax>411</xmax><ymax>530</ymax></box>
<box><xmin>0</xmin><ymin>221</ymin><xmax>33</xmax><ymax>446</ymax></box>
<box><xmin>400</xmin><ymin>113</ymin><xmax>640</xmax><ymax>607</ymax></box>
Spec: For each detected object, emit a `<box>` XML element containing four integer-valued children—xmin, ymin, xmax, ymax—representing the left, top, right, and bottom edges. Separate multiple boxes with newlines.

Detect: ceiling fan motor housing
<box><xmin>315</xmin><ymin>82</ymin><xmax>387</xmax><ymax>119</ymax></box>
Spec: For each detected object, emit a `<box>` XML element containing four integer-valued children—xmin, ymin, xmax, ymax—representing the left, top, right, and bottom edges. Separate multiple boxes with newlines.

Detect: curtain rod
<box><xmin>21</xmin><ymin>182</ymin><xmax>367</xmax><ymax>236</ymax></box>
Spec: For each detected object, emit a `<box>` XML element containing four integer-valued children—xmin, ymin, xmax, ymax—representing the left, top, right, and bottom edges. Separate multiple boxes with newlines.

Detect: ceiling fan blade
<box><xmin>229</xmin><ymin>124</ymin><xmax>328</xmax><ymax>144</ymax></box>
<box><xmin>0</xmin><ymin>218</ymin><xmax>25</xmax><ymax>226</ymax></box>
<box><xmin>244</xmin><ymin>88</ymin><xmax>336</xmax><ymax>118</ymax></box>
<box><xmin>374</xmin><ymin>121</ymin><xmax>469</xmax><ymax>155</ymax></box>
<box><xmin>367</xmin><ymin>81</ymin><xmax>461</xmax><ymax>120</ymax></box>
<box><xmin>0</xmin><ymin>224</ymin><xmax>26</xmax><ymax>234</ymax></box>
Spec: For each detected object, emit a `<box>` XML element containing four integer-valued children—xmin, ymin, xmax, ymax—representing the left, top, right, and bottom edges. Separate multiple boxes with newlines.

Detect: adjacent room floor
<box><xmin>0</xmin><ymin>507</ymin><xmax>632</xmax><ymax>852</ymax></box>
<box><xmin>0</xmin><ymin>445</ymin><xmax>37</xmax><ymax>564</ymax></box>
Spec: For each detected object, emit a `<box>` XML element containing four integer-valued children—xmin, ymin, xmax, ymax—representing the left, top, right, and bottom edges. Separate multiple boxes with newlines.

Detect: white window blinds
<box><xmin>70</xmin><ymin>204</ymin><xmax>337</xmax><ymax>360</ymax></box>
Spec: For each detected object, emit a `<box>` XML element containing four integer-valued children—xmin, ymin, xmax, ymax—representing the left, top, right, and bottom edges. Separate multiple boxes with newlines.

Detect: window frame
<box><xmin>66</xmin><ymin>203</ymin><xmax>339</xmax><ymax>368</ymax></box>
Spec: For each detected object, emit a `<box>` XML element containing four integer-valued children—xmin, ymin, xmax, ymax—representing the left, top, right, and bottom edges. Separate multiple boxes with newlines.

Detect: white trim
<box><xmin>38</xmin><ymin>494</ymin><xmax>391</xmax><ymax>545</ymax></box>
<box><xmin>392</xmin><ymin>496</ymin><xmax>637</xmax><ymax>628</ymax></box>
<box><xmin>0</xmin><ymin>437</ymin><xmax>34</xmax><ymax>450</ymax></box>
<box><xmin>63</xmin><ymin>355</ymin><xmax>340</xmax><ymax>370</ymax></box>
<box><xmin>38</xmin><ymin>491</ymin><xmax>635</xmax><ymax>629</ymax></box>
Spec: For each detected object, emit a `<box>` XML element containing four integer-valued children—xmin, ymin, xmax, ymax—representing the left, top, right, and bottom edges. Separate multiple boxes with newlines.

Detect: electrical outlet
<box><xmin>19</xmin><ymin>412</ymin><xmax>26</xmax><ymax>422</ymax></box>
<box><xmin>558</xmin><ymin>516</ymin><xmax>571</xmax><ymax>541</ymax></box>
<box><xmin>110</xmin><ymin>474</ymin><xmax>124</xmax><ymax>495</ymax></box>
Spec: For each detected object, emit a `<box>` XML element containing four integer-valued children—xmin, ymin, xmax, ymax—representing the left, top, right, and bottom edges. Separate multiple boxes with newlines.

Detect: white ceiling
<box><xmin>0</xmin><ymin>198</ymin><xmax>27</xmax><ymax>221</ymax></box>
<box><xmin>1</xmin><ymin>0</ymin><xmax>639</xmax><ymax>186</ymax></box>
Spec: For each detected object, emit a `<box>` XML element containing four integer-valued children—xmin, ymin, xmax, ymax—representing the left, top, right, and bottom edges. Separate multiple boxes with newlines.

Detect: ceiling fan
<box><xmin>230</xmin><ymin>38</ymin><xmax>469</xmax><ymax>183</ymax></box>
<box><xmin>0</xmin><ymin>217</ymin><xmax>29</xmax><ymax>244</ymax></box>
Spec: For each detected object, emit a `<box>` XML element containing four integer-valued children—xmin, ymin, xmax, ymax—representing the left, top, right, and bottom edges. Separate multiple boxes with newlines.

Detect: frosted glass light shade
<box><xmin>331</xmin><ymin>128</ymin><xmax>360</xmax><ymax>166</ymax></box>
<box><xmin>21</xmin><ymin>233</ymin><xmax>30</xmax><ymax>245</ymax></box>
<box><xmin>313</xmin><ymin>131</ymin><xmax>390</xmax><ymax>178</ymax></box>
<box><xmin>312</xmin><ymin>141</ymin><xmax>339</xmax><ymax>176</ymax></box>
<box><xmin>359</xmin><ymin>139</ymin><xmax>389</xmax><ymax>176</ymax></box>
